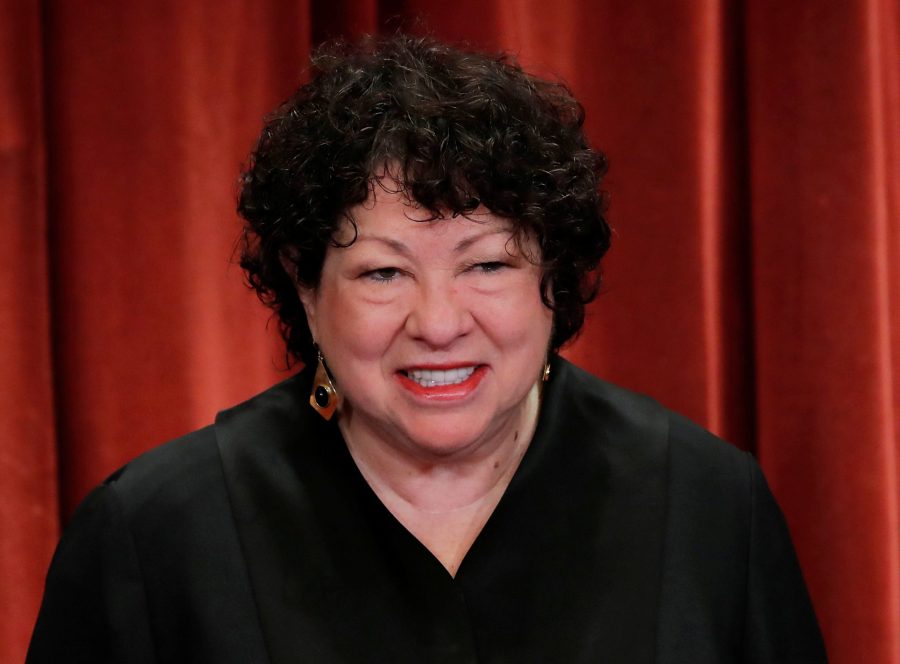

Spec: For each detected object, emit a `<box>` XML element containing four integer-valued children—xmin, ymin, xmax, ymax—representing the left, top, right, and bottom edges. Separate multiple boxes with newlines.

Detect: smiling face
<box><xmin>299</xmin><ymin>186</ymin><xmax>554</xmax><ymax>461</ymax></box>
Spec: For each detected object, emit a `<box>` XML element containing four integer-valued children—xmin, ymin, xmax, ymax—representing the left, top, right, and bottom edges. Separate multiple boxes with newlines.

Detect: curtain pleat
<box><xmin>532</xmin><ymin>0</ymin><xmax>756</xmax><ymax>449</ymax></box>
<box><xmin>745</xmin><ymin>1</ymin><xmax>900</xmax><ymax>660</ymax></box>
<box><xmin>42</xmin><ymin>0</ymin><xmax>310</xmax><ymax>514</ymax></box>
<box><xmin>2</xmin><ymin>0</ymin><xmax>897</xmax><ymax>661</ymax></box>
<box><xmin>0</xmin><ymin>2</ymin><xmax>59</xmax><ymax>662</ymax></box>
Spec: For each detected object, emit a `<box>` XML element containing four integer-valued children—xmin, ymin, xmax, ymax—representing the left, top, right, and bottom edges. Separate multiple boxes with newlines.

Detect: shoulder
<box><xmin>553</xmin><ymin>357</ymin><xmax>751</xmax><ymax>478</ymax></box>
<box><xmin>555</xmin><ymin>362</ymin><xmax>825</xmax><ymax>656</ymax></box>
<box><xmin>551</xmin><ymin>357</ymin><xmax>762</xmax><ymax>557</ymax></box>
<box><xmin>546</xmin><ymin>358</ymin><xmax>757</xmax><ymax>545</ymax></box>
<box><xmin>98</xmin><ymin>371</ymin><xmax>309</xmax><ymax>520</ymax></box>
<box><xmin>101</xmin><ymin>425</ymin><xmax>219</xmax><ymax>515</ymax></box>
<box><xmin>31</xmin><ymin>387</ymin><xmax>292</xmax><ymax>663</ymax></box>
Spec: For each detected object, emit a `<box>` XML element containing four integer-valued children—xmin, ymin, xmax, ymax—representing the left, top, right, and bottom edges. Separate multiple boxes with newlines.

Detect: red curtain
<box><xmin>2</xmin><ymin>1</ymin><xmax>898</xmax><ymax>661</ymax></box>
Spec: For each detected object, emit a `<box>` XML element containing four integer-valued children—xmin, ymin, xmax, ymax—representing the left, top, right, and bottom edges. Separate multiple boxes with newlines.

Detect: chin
<box><xmin>399</xmin><ymin>414</ymin><xmax>496</xmax><ymax>458</ymax></box>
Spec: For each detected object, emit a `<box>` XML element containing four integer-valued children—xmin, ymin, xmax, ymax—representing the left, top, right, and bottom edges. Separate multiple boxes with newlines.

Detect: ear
<box><xmin>297</xmin><ymin>284</ymin><xmax>319</xmax><ymax>343</ymax></box>
<box><xmin>280</xmin><ymin>251</ymin><xmax>320</xmax><ymax>342</ymax></box>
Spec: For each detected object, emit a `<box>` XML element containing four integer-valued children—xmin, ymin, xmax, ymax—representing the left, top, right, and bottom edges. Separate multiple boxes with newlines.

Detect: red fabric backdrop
<box><xmin>2</xmin><ymin>0</ymin><xmax>898</xmax><ymax>661</ymax></box>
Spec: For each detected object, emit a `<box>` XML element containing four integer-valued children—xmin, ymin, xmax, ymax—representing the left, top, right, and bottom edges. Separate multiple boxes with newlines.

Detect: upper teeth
<box><xmin>407</xmin><ymin>367</ymin><xmax>476</xmax><ymax>387</ymax></box>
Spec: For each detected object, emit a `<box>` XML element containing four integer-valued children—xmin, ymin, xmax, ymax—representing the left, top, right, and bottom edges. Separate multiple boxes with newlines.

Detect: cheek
<box><xmin>318</xmin><ymin>291</ymin><xmax>406</xmax><ymax>360</ymax></box>
<box><xmin>475</xmin><ymin>278</ymin><xmax>553</xmax><ymax>347</ymax></box>
<box><xmin>514</xmin><ymin>304</ymin><xmax>553</xmax><ymax>352</ymax></box>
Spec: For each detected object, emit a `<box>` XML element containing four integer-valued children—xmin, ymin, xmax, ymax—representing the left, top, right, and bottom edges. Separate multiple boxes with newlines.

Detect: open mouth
<box><xmin>401</xmin><ymin>366</ymin><xmax>477</xmax><ymax>387</ymax></box>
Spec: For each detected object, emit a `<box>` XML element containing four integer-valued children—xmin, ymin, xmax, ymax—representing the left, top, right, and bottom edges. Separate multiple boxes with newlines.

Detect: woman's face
<box><xmin>299</xmin><ymin>186</ymin><xmax>553</xmax><ymax>459</ymax></box>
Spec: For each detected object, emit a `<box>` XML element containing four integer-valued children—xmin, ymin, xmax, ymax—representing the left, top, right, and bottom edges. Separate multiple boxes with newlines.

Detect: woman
<box><xmin>28</xmin><ymin>35</ymin><xmax>827</xmax><ymax>662</ymax></box>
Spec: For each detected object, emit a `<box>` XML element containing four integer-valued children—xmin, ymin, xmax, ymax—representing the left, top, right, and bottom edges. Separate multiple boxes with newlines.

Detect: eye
<box><xmin>362</xmin><ymin>267</ymin><xmax>402</xmax><ymax>283</ymax></box>
<box><xmin>470</xmin><ymin>261</ymin><xmax>508</xmax><ymax>273</ymax></box>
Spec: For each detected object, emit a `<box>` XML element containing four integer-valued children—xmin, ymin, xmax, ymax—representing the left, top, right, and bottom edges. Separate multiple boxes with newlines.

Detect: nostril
<box><xmin>405</xmin><ymin>290</ymin><xmax>472</xmax><ymax>346</ymax></box>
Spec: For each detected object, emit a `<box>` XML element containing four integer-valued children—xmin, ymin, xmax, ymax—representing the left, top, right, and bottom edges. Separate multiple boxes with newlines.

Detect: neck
<box><xmin>339</xmin><ymin>382</ymin><xmax>541</xmax><ymax>514</ymax></box>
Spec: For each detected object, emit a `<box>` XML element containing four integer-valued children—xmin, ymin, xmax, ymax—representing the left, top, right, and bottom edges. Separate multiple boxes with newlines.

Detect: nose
<box><xmin>405</xmin><ymin>278</ymin><xmax>474</xmax><ymax>349</ymax></box>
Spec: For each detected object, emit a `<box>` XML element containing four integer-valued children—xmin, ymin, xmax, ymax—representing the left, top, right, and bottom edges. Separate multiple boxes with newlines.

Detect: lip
<box><xmin>396</xmin><ymin>364</ymin><xmax>487</xmax><ymax>401</ymax></box>
<box><xmin>401</xmin><ymin>362</ymin><xmax>479</xmax><ymax>370</ymax></box>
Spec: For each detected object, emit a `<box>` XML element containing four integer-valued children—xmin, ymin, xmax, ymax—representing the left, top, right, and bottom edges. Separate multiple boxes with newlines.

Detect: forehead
<box><xmin>336</xmin><ymin>185</ymin><xmax>517</xmax><ymax>248</ymax></box>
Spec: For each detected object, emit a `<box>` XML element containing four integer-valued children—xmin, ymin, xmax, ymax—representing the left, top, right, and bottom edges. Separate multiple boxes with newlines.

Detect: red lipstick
<box><xmin>396</xmin><ymin>365</ymin><xmax>486</xmax><ymax>401</ymax></box>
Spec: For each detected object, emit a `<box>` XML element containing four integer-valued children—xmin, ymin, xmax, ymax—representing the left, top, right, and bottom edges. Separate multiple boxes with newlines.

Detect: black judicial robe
<box><xmin>27</xmin><ymin>358</ymin><xmax>827</xmax><ymax>663</ymax></box>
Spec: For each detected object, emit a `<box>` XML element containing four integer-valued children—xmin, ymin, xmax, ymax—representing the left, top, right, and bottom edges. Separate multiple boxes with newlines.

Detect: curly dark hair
<box><xmin>238</xmin><ymin>34</ymin><xmax>611</xmax><ymax>366</ymax></box>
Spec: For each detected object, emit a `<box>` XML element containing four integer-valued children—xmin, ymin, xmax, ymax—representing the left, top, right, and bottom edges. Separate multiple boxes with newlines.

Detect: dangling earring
<box><xmin>542</xmin><ymin>361</ymin><xmax>551</xmax><ymax>382</ymax></box>
<box><xmin>310</xmin><ymin>350</ymin><xmax>340</xmax><ymax>420</ymax></box>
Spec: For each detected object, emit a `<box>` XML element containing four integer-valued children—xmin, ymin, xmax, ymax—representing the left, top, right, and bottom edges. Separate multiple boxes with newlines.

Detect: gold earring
<box><xmin>310</xmin><ymin>350</ymin><xmax>340</xmax><ymax>420</ymax></box>
<box><xmin>542</xmin><ymin>362</ymin><xmax>551</xmax><ymax>382</ymax></box>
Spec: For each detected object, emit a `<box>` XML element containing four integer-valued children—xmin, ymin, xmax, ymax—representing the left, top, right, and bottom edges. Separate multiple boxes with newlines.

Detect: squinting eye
<box><xmin>364</xmin><ymin>267</ymin><xmax>401</xmax><ymax>283</ymax></box>
<box><xmin>472</xmin><ymin>261</ymin><xmax>508</xmax><ymax>273</ymax></box>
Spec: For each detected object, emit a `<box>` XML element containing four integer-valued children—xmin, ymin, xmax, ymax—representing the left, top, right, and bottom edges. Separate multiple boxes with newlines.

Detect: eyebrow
<box><xmin>355</xmin><ymin>235</ymin><xmax>412</xmax><ymax>255</ymax></box>
<box><xmin>355</xmin><ymin>229</ymin><xmax>510</xmax><ymax>255</ymax></box>
<box><xmin>452</xmin><ymin>229</ymin><xmax>511</xmax><ymax>253</ymax></box>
